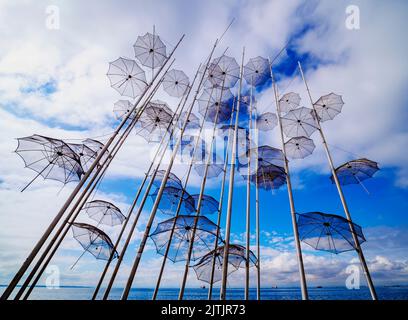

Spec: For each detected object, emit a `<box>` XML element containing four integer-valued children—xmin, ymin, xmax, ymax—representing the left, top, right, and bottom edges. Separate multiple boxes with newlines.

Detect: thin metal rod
<box><xmin>297</xmin><ymin>61</ymin><xmax>377</xmax><ymax>300</ymax></box>
<box><xmin>270</xmin><ymin>62</ymin><xmax>309</xmax><ymax>300</ymax></box>
<box><xmin>178</xmin><ymin>76</ymin><xmax>227</xmax><ymax>300</ymax></box>
<box><xmin>93</xmin><ymin>70</ymin><xmax>200</xmax><ymax>301</ymax></box>
<box><xmin>20</xmin><ymin>160</ymin><xmax>54</xmax><ymax>192</ymax></box>
<box><xmin>1</xmin><ymin>34</ymin><xmax>185</xmax><ymax>301</ymax></box>
<box><xmin>20</xmin><ymin>74</ymin><xmax>168</xmax><ymax>300</ymax></box>
<box><xmin>207</xmin><ymin>104</ymin><xmax>235</xmax><ymax>300</ymax></box>
<box><xmin>220</xmin><ymin>47</ymin><xmax>245</xmax><ymax>300</ymax></box>
<box><xmin>245</xmin><ymin>82</ymin><xmax>253</xmax><ymax>300</ymax></box>
<box><xmin>120</xmin><ymin>39</ymin><xmax>219</xmax><ymax>300</ymax></box>
<box><xmin>152</xmin><ymin>79</ymin><xmax>213</xmax><ymax>300</ymax></box>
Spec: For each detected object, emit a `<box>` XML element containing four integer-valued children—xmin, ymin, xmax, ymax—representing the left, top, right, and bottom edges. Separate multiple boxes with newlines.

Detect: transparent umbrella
<box><xmin>279</xmin><ymin>92</ymin><xmax>301</xmax><ymax>114</ymax></box>
<box><xmin>284</xmin><ymin>136</ymin><xmax>315</xmax><ymax>159</ymax></box>
<box><xmin>281</xmin><ymin>107</ymin><xmax>318</xmax><ymax>138</ymax></box>
<box><xmin>313</xmin><ymin>92</ymin><xmax>344</xmax><ymax>122</ymax></box>
<box><xmin>133</xmin><ymin>32</ymin><xmax>167</xmax><ymax>69</ymax></box>
<box><xmin>162</xmin><ymin>69</ymin><xmax>190</xmax><ymax>97</ymax></box>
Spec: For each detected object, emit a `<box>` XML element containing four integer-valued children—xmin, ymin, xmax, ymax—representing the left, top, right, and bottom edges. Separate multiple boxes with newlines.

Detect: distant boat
<box><xmin>272</xmin><ymin>285</ymin><xmax>278</xmax><ymax>289</ymax></box>
<box><xmin>316</xmin><ymin>286</ymin><xmax>323</xmax><ymax>289</ymax></box>
<box><xmin>200</xmin><ymin>285</ymin><xmax>206</xmax><ymax>289</ymax></box>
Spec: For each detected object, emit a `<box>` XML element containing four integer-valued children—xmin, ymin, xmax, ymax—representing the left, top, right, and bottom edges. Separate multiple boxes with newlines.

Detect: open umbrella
<box><xmin>284</xmin><ymin>136</ymin><xmax>316</xmax><ymax>159</ymax></box>
<box><xmin>191</xmin><ymin>194</ymin><xmax>219</xmax><ymax>215</ymax></box>
<box><xmin>82</xmin><ymin>200</ymin><xmax>125</xmax><ymax>226</ymax></box>
<box><xmin>281</xmin><ymin>107</ymin><xmax>318</xmax><ymax>138</ymax></box>
<box><xmin>279</xmin><ymin>92</ymin><xmax>301</xmax><ymax>114</ymax></box>
<box><xmin>256</xmin><ymin>112</ymin><xmax>278</xmax><ymax>131</ymax></box>
<box><xmin>313</xmin><ymin>92</ymin><xmax>344</xmax><ymax>122</ymax></box>
<box><xmin>243</xmin><ymin>56</ymin><xmax>270</xmax><ymax>87</ymax></box>
<box><xmin>162</xmin><ymin>69</ymin><xmax>189</xmax><ymax>97</ymax></box>
<box><xmin>150</xmin><ymin>186</ymin><xmax>196</xmax><ymax>216</ymax></box>
<box><xmin>133</xmin><ymin>32</ymin><xmax>167</xmax><ymax>69</ymax></box>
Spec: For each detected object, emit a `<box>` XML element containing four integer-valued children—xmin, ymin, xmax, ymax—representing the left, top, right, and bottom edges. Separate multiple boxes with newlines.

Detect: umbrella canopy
<box><xmin>330</xmin><ymin>158</ymin><xmax>379</xmax><ymax>186</ymax></box>
<box><xmin>133</xmin><ymin>32</ymin><xmax>167</xmax><ymax>69</ymax></box>
<box><xmin>15</xmin><ymin>134</ymin><xmax>84</xmax><ymax>188</ymax></box>
<box><xmin>150</xmin><ymin>215</ymin><xmax>219</xmax><ymax>262</ymax></box>
<box><xmin>191</xmin><ymin>194</ymin><xmax>219</xmax><ymax>215</ymax></box>
<box><xmin>82</xmin><ymin>138</ymin><xmax>109</xmax><ymax>165</ymax></box>
<box><xmin>150</xmin><ymin>186</ymin><xmax>196</xmax><ymax>216</ymax></box>
<box><xmin>198</xmin><ymin>87</ymin><xmax>233</xmax><ymax>124</ymax></box>
<box><xmin>281</xmin><ymin>107</ymin><xmax>318</xmax><ymax>138</ymax></box>
<box><xmin>256</xmin><ymin>112</ymin><xmax>278</xmax><ymax>131</ymax></box>
<box><xmin>178</xmin><ymin>112</ymin><xmax>200</xmax><ymax>130</ymax></box>
<box><xmin>193</xmin><ymin>244</ymin><xmax>257</xmax><ymax>284</ymax></box>
<box><xmin>107</xmin><ymin>57</ymin><xmax>147</xmax><ymax>98</ymax></box>
<box><xmin>238</xmin><ymin>145</ymin><xmax>285</xmax><ymax>175</ymax></box>
<box><xmin>194</xmin><ymin>151</ymin><xmax>224</xmax><ymax>179</ymax></box>
<box><xmin>313</xmin><ymin>92</ymin><xmax>344</xmax><ymax>122</ymax></box>
<box><xmin>113</xmin><ymin>100</ymin><xmax>139</xmax><ymax>121</ymax></box>
<box><xmin>279</xmin><ymin>92</ymin><xmax>301</xmax><ymax>114</ymax></box>
<box><xmin>71</xmin><ymin>222</ymin><xmax>118</xmax><ymax>260</ymax></box>
<box><xmin>151</xmin><ymin>170</ymin><xmax>183</xmax><ymax>190</ymax></box>
<box><xmin>66</xmin><ymin>143</ymin><xmax>98</xmax><ymax>173</ymax></box>
<box><xmin>297</xmin><ymin>211</ymin><xmax>366</xmax><ymax>254</ymax></box>
<box><xmin>162</xmin><ymin>69</ymin><xmax>189</xmax><ymax>97</ymax></box>
<box><xmin>170</xmin><ymin>134</ymin><xmax>206</xmax><ymax>161</ymax></box>
<box><xmin>284</xmin><ymin>136</ymin><xmax>316</xmax><ymax>159</ymax></box>
<box><xmin>137</xmin><ymin>101</ymin><xmax>174</xmax><ymax>142</ymax></box>
<box><xmin>208</xmin><ymin>55</ymin><xmax>240</xmax><ymax>88</ymax></box>
<box><xmin>242</xmin><ymin>164</ymin><xmax>286</xmax><ymax>190</ymax></box>
<box><xmin>243</xmin><ymin>56</ymin><xmax>270</xmax><ymax>87</ymax></box>
<box><xmin>82</xmin><ymin>200</ymin><xmax>125</xmax><ymax>226</ymax></box>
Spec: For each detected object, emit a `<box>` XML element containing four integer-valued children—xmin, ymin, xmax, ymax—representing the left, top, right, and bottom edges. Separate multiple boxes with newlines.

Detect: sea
<box><xmin>1</xmin><ymin>286</ymin><xmax>408</xmax><ymax>300</ymax></box>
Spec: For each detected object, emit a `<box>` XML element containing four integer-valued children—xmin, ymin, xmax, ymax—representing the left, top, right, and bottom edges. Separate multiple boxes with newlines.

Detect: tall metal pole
<box><xmin>152</xmin><ymin>83</ymin><xmax>214</xmax><ymax>300</ymax></box>
<box><xmin>178</xmin><ymin>76</ymin><xmax>227</xmax><ymax>300</ymax></box>
<box><xmin>244</xmin><ymin>82</ymin><xmax>253</xmax><ymax>300</ymax></box>
<box><xmin>16</xmin><ymin>63</ymin><xmax>170</xmax><ymax>300</ymax></box>
<box><xmin>207</xmin><ymin>105</ymin><xmax>235</xmax><ymax>300</ymax></box>
<box><xmin>120</xmin><ymin>40</ymin><xmax>220</xmax><ymax>300</ymax></box>
<box><xmin>297</xmin><ymin>61</ymin><xmax>377</xmax><ymax>300</ymax></box>
<box><xmin>0</xmin><ymin>34</ymin><xmax>185</xmax><ymax>300</ymax></box>
<box><xmin>253</xmin><ymin>100</ymin><xmax>261</xmax><ymax>300</ymax></box>
<box><xmin>270</xmin><ymin>62</ymin><xmax>309</xmax><ymax>300</ymax></box>
<box><xmin>220</xmin><ymin>47</ymin><xmax>245</xmax><ymax>300</ymax></box>
<box><xmin>92</xmin><ymin>69</ymin><xmax>200</xmax><ymax>300</ymax></box>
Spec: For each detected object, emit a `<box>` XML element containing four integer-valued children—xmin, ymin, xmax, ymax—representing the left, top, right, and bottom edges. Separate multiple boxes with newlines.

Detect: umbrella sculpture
<box><xmin>15</xmin><ymin>134</ymin><xmax>84</xmax><ymax>192</ymax></box>
<box><xmin>82</xmin><ymin>138</ymin><xmax>109</xmax><ymax>167</ymax></box>
<box><xmin>243</xmin><ymin>56</ymin><xmax>270</xmax><ymax>87</ymax></box>
<box><xmin>330</xmin><ymin>158</ymin><xmax>379</xmax><ymax>192</ymax></box>
<box><xmin>151</xmin><ymin>170</ymin><xmax>183</xmax><ymax>190</ymax></box>
<box><xmin>113</xmin><ymin>100</ymin><xmax>139</xmax><ymax>121</ymax></box>
<box><xmin>198</xmin><ymin>87</ymin><xmax>233</xmax><ymax>124</ymax></box>
<box><xmin>150</xmin><ymin>215</ymin><xmax>219</xmax><ymax>262</ymax></box>
<box><xmin>256</xmin><ymin>112</ymin><xmax>278</xmax><ymax>131</ymax></box>
<box><xmin>243</xmin><ymin>164</ymin><xmax>287</xmax><ymax>190</ymax></box>
<box><xmin>284</xmin><ymin>136</ymin><xmax>316</xmax><ymax>160</ymax></box>
<box><xmin>150</xmin><ymin>186</ymin><xmax>196</xmax><ymax>216</ymax></box>
<box><xmin>66</xmin><ymin>142</ymin><xmax>98</xmax><ymax>173</ymax></box>
<box><xmin>133</xmin><ymin>32</ymin><xmax>167</xmax><ymax>69</ymax></box>
<box><xmin>162</xmin><ymin>69</ymin><xmax>190</xmax><ymax>97</ymax></box>
<box><xmin>202</xmin><ymin>62</ymin><xmax>224</xmax><ymax>89</ymax></box>
<box><xmin>208</xmin><ymin>55</ymin><xmax>240</xmax><ymax>88</ymax></box>
<box><xmin>281</xmin><ymin>107</ymin><xmax>318</xmax><ymax>138</ymax></box>
<box><xmin>82</xmin><ymin>200</ymin><xmax>126</xmax><ymax>226</ymax></box>
<box><xmin>194</xmin><ymin>151</ymin><xmax>224</xmax><ymax>179</ymax></box>
<box><xmin>191</xmin><ymin>194</ymin><xmax>219</xmax><ymax>215</ymax></box>
<box><xmin>313</xmin><ymin>92</ymin><xmax>344</xmax><ymax>122</ymax></box>
<box><xmin>279</xmin><ymin>92</ymin><xmax>301</xmax><ymax>114</ymax></box>
<box><xmin>107</xmin><ymin>57</ymin><xmax>147</xmax><ymax>99</ymax></box>
<box><xmin>297</xmin><ymin>211</ymin><xmax>366</xmax><ymax>254</ymax></box>
<box><xmin>193</xmin><ymin>244</ymin><xmax>257</xmax><ymax>284</ymax></box>
<box><xmin>137</xmin><ymin>101</ymin><xmax>174</xmax><ymax>142</ymax></box>
<box><xmin>178</xmin><ymin>112</ymin><xmax>200</xmax><ymax>130</ymax></box>
<box><xmin>238</xmin><ymin>145</ymin><xmax>285</xmax><ymax>175</ymax></box>
<box><xmin>70</xmin><ymin>222</ymin><xmax>118</xmax><ymax>268</ymax></box>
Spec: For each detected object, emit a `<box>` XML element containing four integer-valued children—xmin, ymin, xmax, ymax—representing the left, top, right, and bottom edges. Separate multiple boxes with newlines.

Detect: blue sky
<box><xmin>0</xmin><ymin>0</ymin><xmax>407</xmax><ymax>298</ymax></box>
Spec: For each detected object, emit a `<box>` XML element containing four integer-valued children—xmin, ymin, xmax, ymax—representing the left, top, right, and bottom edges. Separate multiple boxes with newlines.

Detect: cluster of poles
<box><xmin>2</xmin><ymin>26</ymin><xmax>381</xmax><ymax>301</ymax></box>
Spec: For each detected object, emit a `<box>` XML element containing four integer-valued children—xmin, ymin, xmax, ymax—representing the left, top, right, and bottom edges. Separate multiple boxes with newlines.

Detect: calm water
<box><xmin>2</xmin><ymin>286</ymin><xmax>408</xmax><ymax>300</ymax></box>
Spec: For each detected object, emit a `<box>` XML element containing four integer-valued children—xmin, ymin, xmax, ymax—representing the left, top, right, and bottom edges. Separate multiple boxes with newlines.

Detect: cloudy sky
<box><xmin>0</xmin><ymin>0</ymin><xmax>407</xmax><ymax>299</ymax></box>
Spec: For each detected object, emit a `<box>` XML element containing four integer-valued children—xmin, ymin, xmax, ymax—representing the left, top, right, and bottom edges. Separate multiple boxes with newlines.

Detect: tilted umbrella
<box><xmin>193</xmin><ymin>244</ymin><xmax>257</xmax><ymax>284</ymax></box>
<box><xmin>82</xmin><ymin>138</ymin><xmax>109</xmax><ymax>166</ymax></box>
<box><xmin>107</xmin><ymin>57</ymin><xmax>147</xmax><ymax>98</ymax></box>
<box><xmin>151</xmin><ymin>170</ymin><xmax>183</xmax><ymax>190</ymax></box>
<box><xmin>281</xmin><ymin>107</ymin><xmax>318</xmax><ymax>138</ymax></box>
<box><xmin>238</xmin><ymin>145</ymin><xmax>285</xmax><ymax>175</ymax></box>
<box><xmin>150</xmin><ymin>186</ymin><xmax>196</xmax><ymax>216</ymax></box>
<box><xmin>330</xmin><ymin>158</ymin><xmax>379</xmax><ymax>193</ymax></box>
<box><xmin>297</xmin><ymin>211</ymin><xmax>366</xmax><ymax>254</ymax></box>
<box><xmin>113</xmin><ymin>100</ymin><xmax>139</xmax><ymax>121</ymax></box>
<box><xmin>256</xmin><ymin>112</ymin><xmax>278</xmax><ymax>131</ymax></box>
<box><xmin>191</xmin><ymin>194</ymin><xmax>219</xmax><ymax>215</ymax></box>
<box><xmin>178</xmin><ymin>112</ymin><xmax>200</xmax><ymax>130</ymax></box>
<box><xmin>284</xmin><ymin>136</ymin><xmax>316</xmax><ymax>159</ymax></box>
<box><xmin>15</xmin><ymin>134</ymin><xmax>84</xmax><ymax>192</ymax></box>
<box><xmin>133</xmin><ymin>32</ymin><xmax>167</xmax><ymax>69</ymax></box>
<box><xmin>202</xmin><ymin>63</ymin><xmax>224</xmax><ymax>89</ymax></box>
<box><xmin>82</xmin><ymin>200</ymin><xmax>125</xmax><ymax>226</ymax></box>
<box><xmin>162</xmin><ymin>69</ymin><xmax>190</xmax><ymax>97</ymax></box>
<box><xmin>313</xmin><ymin>92</ymin><xmax>344</xmax><ymax>122</ymax></box>
<box><xmin>243</xmin><ymin>56</ymin><xmax>270</xmax><ymax>87</ymax></box>
<box><xmin>279</xmin><ymin>92</ymin><xmax>301</xmax><ymax>114</ymax></box>
<box><xmin>198</xmin><ymin>87</ymin><xmax>233</xmax><ymax>124</ymax></box>
<box><xmin>242</xmin><ymin>164</ymin><xmax>286</xmax><ymax>190</ymax></box>
<box><xmin>66</xmin><ymin>142</ymin><xmax>98</xmax><ymax>173</ymax></box>
<box><xmin>137</xmin><ymin>101</ymin><xmax>174</xmax><ymax>142</ymax></box>
<box><xmin>194</xmin><ymin>151</ymin><xmax>224</xmax><ymax>179</ymax></box>
<box><xmin>150</xmin><ymin>215</ymin><xmax>219</xmax><ymax>262</ymax></box>
<box><xmin>208</xmin><ymin>55</ymin><xmax>240</xmax><ymax>88</ymax></box>
<box><xmin>70</xmin><ymin>222</ymin><xmax>118</xmax><ymax>268</ymax></box>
